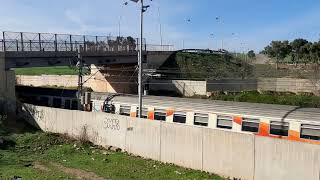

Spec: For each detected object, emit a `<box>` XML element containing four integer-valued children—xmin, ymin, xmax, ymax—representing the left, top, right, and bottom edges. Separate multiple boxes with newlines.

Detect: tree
<box><xmin>127</xmin><ymin>36</ymin><xmax>136</xmax><ymax>51</ymax></box>
<box><xmin>263</xmin><ymin>41</ymin><xmax>291</xmax><ymax>69</ymax></box>
<box><xmin>290</xmin><ymin>39</ymin><xmax>309</xmax><ymax>65</ymax></box>
<box><xmin>300</xmin><ymin>42</ymin><xmax>312</xmax><ymax>65</ymax></box>
<box><xmin>310</xmin><ymin>41</ymin><xmax>320</xmax><ymax>64</ymax></box>
<box><xmin>247</xmin><ymin>50</ymin><xmax>256</xmax><ymax>59</ymax></box>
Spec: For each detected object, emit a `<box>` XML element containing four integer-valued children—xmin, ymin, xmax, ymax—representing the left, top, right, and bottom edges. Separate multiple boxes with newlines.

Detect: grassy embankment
<box><xmin>209</xmin><ymin>91</ymin><xmax>320</xmax><ymax>108</ymax></box>
<box><xmin>14</xmin><ymin>66</ymin><xmax>89</xmax><ymax>76</ymax></box>
<box><xmin>0</xmin><ymin>118</ymin><xmax>222</xmax><ymax>180</ymax></box>
<box><xmin>160</xmin><ymin>52</ymin><xmax>253</xmax><ymax>80</ymax></box>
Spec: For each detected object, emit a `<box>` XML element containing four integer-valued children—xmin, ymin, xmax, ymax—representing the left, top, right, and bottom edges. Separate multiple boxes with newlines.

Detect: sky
<box><xmin>0</xmin><ymin>0</ymin><xmax>320</xmax><ymax>52</ymax></box>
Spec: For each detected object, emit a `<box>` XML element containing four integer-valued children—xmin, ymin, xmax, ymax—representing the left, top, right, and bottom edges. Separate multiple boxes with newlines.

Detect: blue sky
<box><xmin>0</xmin><ymin>0</ymin><xmax>320</xmax><ymax>52</ymax></box>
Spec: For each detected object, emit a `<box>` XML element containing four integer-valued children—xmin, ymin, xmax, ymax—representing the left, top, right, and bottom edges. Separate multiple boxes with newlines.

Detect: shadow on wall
<box><xmin>17</xmin><ymin>103</ymin><xmax>43</xmax><ymax>130</ymax></box>
<box><xmin>148</xmin><ymin>79</ymin><xmax>207</xmax><ymax>97</ymax></box>
<box><xmin>149</xmin><ymin>89</ymin><xmax>183</xmax><ymax>97</ymax></box>
<box><xmin>91</xmin><ymin>64</ymin><xmax>138</xmax><ymax>94</ymax></box>
<box><xmin>207</xmin><ymin>79</ymin><xmax>258</xmax><ymax>92</ymax></box>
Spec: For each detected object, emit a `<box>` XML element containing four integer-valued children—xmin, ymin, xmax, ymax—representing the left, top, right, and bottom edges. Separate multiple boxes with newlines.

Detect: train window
<box><xmin>217</xmin><ymin>115</ymin><xmax>233</xmax><ymax>129</ymax></box>
<box><xmin>194</xmin><ymin>113</ymin><xmax>208</xmax><ymax>127</ymax></box>
<box><xmin>242</xmin><ymin>118</ymin><xmax>260</xmax><ymax>133</ymax></box>
<box><xmin>119</xmin><ymin>105</ymin><xmax>131</xmax><ymax>116</ymax></box>
<box><xmin>53</xmin><ymin>98</ymin><xmax>62</xmax><ymax>108</ymax></box>
<box><xmin>64</xmin><ymin>99</ymin><xmax>71</xmax><ymax>109</ymax></box>
<box><xmin>71</xmin><ymin>100</ymin><xmax>78</xmax><ymax>110</ymax></box>
<box><xmin>301</xmin><ymin>124</ymin><xmax>320</xmax><ymax>141</ymax></box>
<box><xmin>154</xmin><ymin>109</ymin><xmax>166</xmax><ymax>121</ymax></box>
<box><xmin>270</xmin><ymin>121</ymin><xmax>289</xmax><ymax>136</ymax></box>
<box><xmin>136</xmin><ymin>108</ymin><xmax>148</xmax><ymax>118</ymax></box>
<box><xmin>173</xmin><ymin>112</ymin><xmax>186</xmax><ymax>124</ymax></box>
<box><xmin>39</xmin><ymin>97</ymin><xmax>49</xmax><ymax>106</ymax></box>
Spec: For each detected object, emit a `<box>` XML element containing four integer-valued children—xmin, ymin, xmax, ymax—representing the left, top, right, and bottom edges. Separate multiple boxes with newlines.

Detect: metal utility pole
<box><xmin>138</xmin><ymin>0</ymin><xmax>144</xmax><ymax>118</ymax></box>
<box><xmin>77</xmin><ymin>51</ymin><xmax>83</xmax><ymax>110</ymax></box>
<box><xmin>128</xmin><ymin>0</ymin><xmax>149</xmax><ymax>118</ymax></box>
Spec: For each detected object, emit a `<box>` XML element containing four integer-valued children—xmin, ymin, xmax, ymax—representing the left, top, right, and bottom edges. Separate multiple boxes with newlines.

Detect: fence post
<box><xmin>65</xmin><ymin>41</ymin><xmax>67</xmax><ymax>51</ymax></box>
<box><xmin>95</xmin><ymin>36</ymin><xmax>98</xmax><ymax>52</ymax></box>
<box><xmin>83</xmin><ymin>35</ymin><xmax>86</xmax><ymax>52</ymax></box>
<box><xmin>29</xmin><ymin>40</ymin><xmax>32</xmax><ymax>51</ymax></box>
<box><xmin>75</xmin><ymin>41</ymin><xmax>78</xmax><ymax>51</ymax></box>
<box><xmin>2</xmin><ymin>32</ymin><xmax>6</xmax><ymax>51</ymax></box>
<box><xmin>16</xmin><ymin>40</ymin><xmax>19</xmax><ymax>51</ymax></box>
<box><xmin>38</xmin><ymin>33</ymin><xmax>42</xmax><ymax>51</ymax></box>
<box><xmin>70</xmin><ymin>35</ymin><xmax>73</xmax><ymax>51</ymax></box>
<box><xmin>20</xmin><ymin>32</ymin><xmax>24</xmax><ymax>51</ymax></box>
<box><xmin>54</xmin><ymin>34</ymin><xmax>58</xmax><ymax>52</ymax></box>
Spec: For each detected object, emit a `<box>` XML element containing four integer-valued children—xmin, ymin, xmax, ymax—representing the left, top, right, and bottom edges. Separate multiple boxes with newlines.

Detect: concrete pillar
<box><xmin>0</xmin><ymin>53</ymin><xmax>5</xmax><ymax>99</ymax></box>
<box><xmin>0</xmin><ymin>52</ymin><xmax>16</xmax><ymax>113</ymax></box>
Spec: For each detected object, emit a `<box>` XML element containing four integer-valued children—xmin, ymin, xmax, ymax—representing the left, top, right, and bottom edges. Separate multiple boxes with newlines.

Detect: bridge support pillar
<box><xmin>0</xmin><ymin>53</ymin><xmax>16</xmax><ymax>114</ymax></box>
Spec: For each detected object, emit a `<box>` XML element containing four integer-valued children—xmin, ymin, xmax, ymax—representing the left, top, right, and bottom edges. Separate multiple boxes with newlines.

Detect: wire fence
<box><xmin>0</xmin><ymin>31</ymin><xmax>174</xmax><ymax>52</ymax></box>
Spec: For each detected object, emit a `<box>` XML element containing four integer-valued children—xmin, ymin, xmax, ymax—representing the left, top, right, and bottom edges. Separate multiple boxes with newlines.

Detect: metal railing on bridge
<box><xmin>0</xmin><ymin>31</ymin><xmax>174</xmax><ymax>52</ymax></box>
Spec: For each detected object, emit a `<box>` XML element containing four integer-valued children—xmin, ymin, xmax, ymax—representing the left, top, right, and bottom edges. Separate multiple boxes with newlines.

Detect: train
<box><xmin>16</xmin><ymin>86</ymin><xmax>320</xmax><ymax>145</ymax></box>
<box><xmin>91</xmin><ymin>93</ymin><xmax>320</xmax><ymax>145</ymax></box>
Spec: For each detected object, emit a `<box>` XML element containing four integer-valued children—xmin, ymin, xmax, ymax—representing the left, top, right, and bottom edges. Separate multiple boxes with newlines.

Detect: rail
<box><xmin>0</xmin><ymin>31</ymin><xmax>174</xmax><ymax>52</ymax></box>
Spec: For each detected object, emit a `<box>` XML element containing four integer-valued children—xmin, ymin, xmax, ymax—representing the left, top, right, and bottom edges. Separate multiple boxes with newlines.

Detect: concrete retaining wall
<box><xmin>22</xmin><ymin>104</ymin><xmax>320</xmax><ymax>180</ymax></box>
<box><xmin>16</xmin><ymin>75</ymin><xmax>91</xmax><ymax>88</ymax></box>
<box><xmin>258</xmin><ymin>78</ymin><xmax>320</xmax><ymax>94</ymax></box>
<box><xmin>149</xmin><ymin>80</ymin><xmax>207</xmax><ymax>96</ymax></box>
<box><xmin>16</xmin><ymin>75</ymin><xmax>320</xmax><ymax>95</ymax></box>
<box><xmin>207</xmin><ymin>79</ymin><xmax>258</xmax><ymax>92</ymax></box>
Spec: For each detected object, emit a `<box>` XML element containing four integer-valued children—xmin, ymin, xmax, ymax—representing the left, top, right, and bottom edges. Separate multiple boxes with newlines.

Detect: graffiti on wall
<box><xmin>103</xmin><ymin>118</ymin><xmax>120</xmax><ymax>131</ymax></box>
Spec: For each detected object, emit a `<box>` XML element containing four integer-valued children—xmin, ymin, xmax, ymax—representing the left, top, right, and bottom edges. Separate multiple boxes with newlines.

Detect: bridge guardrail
<box><xmin>0</xmin><ymin>31</ymin><xmax>174</xmax><ymax>52</ymax></box>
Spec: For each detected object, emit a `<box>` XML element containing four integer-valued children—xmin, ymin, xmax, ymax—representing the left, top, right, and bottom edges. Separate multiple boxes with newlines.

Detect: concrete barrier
<box><xmin>254</xmin><ymin>136</ymin><xmax>320</xmax><ymax>180</ymax></box>
<box><xmin>202</xmin><ymin>128</ymin><xmax>254</xmax><ymax>180</ymax></box>
<box><xmin>96</xmin><ymin>112</ymin><xmax>128</xmax><ymax>149</ymax></box>
<box><xmin>72</xmin><ymin>110</ymin><xmax>98</xmax><ymax>143</ymax></box>
<box><xmin>160</xmin><ymin>122</ymin><xmax>203</xmax><ymax>170</ymax></box>
<box><xmin>126</xmin><ymin>118</ymin><xmax>161</xmax><ymax>160</ymax></box>
<box><xmin>56</xmin><ymin>108</ymin><xmax>73</xmax><ymax>135</ymax></box>
<box><xmin>23</xmin><ymin>104</ymin><xmax>320</xmax><ymax>180</ymax></box>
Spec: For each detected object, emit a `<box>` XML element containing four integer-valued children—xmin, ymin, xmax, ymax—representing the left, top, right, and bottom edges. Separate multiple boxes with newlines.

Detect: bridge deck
<box><xmin>0</xmin><ymin>31</ymin><xmax>175</xmax><ymax>69</ymax></box>
<box><xmin>2</xmin><ymin>51</ymin><xmax>174</xmax><ymax>69</ymax></box>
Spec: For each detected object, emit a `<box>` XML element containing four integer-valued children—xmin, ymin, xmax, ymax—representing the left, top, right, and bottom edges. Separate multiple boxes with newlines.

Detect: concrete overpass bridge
<box><xmin>0</xmin><ymin>31</ymin><xmax>176</xmax><ymax>111</ymax></box>
<box><xmin>0</xmin><ymin>31</ymin><xmax>175</xmax><ymax>69</ymax></box>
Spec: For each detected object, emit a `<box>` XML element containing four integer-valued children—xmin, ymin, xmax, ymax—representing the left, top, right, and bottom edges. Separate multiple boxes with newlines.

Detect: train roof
<box><xmin>92</xmin><ymin>92</ymin><xmax>320</xmax><ymax>123</ymax></box>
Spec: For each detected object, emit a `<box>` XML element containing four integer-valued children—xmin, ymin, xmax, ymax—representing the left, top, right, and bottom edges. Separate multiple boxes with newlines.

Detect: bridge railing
<box><xmin>146</xmin><ymin>44</ymin><xmax>175</xmax><ymax>51</ymax></box>
<box><xmin>0</xmin><ymin>31</ymin><xmax>174</xmax><ymax>52</ymax></box>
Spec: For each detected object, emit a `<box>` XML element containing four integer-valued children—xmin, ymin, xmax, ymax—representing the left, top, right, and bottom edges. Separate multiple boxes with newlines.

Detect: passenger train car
<box><xmin>91</xmin><ymin>93</ymin><xmax>320</xmax><ymax>145</ymax></box>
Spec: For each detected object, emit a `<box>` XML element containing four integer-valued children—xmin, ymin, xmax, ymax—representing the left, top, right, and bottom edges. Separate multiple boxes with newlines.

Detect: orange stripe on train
<box><xmin>233</xmin><ymin>116</ymin><xmax>242</xmax><ymax>125</ymax></box>
<box><xmin>288</xmin><ymin>130</ymin><xmax>300</xmax><ymax>141</ymax></box>
<box><xmin>257</xmin><ymin>122</ymin><xmax>269</xmax><ymax>136</ymax></box>
<box><xmin>256</xmin><ymin>128</ymin><xmax>320</xmax><ymax>145</ymax></box>
<box><xmin>147</xmin><ymin>111</ymin><xmax>154</xmax><ymax>120</ymax></box>
<box><xmin>130</xmin><ymin>112</ymin><xmax>137</xmax><ymax>118</ymax></box>
<box><xmin>166</xmin><ymin>109</ymin><xmax>174</xmax><ymax>117</ymax></box>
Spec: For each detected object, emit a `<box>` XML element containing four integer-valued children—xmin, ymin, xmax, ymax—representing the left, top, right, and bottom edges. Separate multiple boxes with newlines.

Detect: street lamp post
<box><xmin>129</xmin><ymin>0</ymin><xmax>149</xmax><ymax>118</ymax></box>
